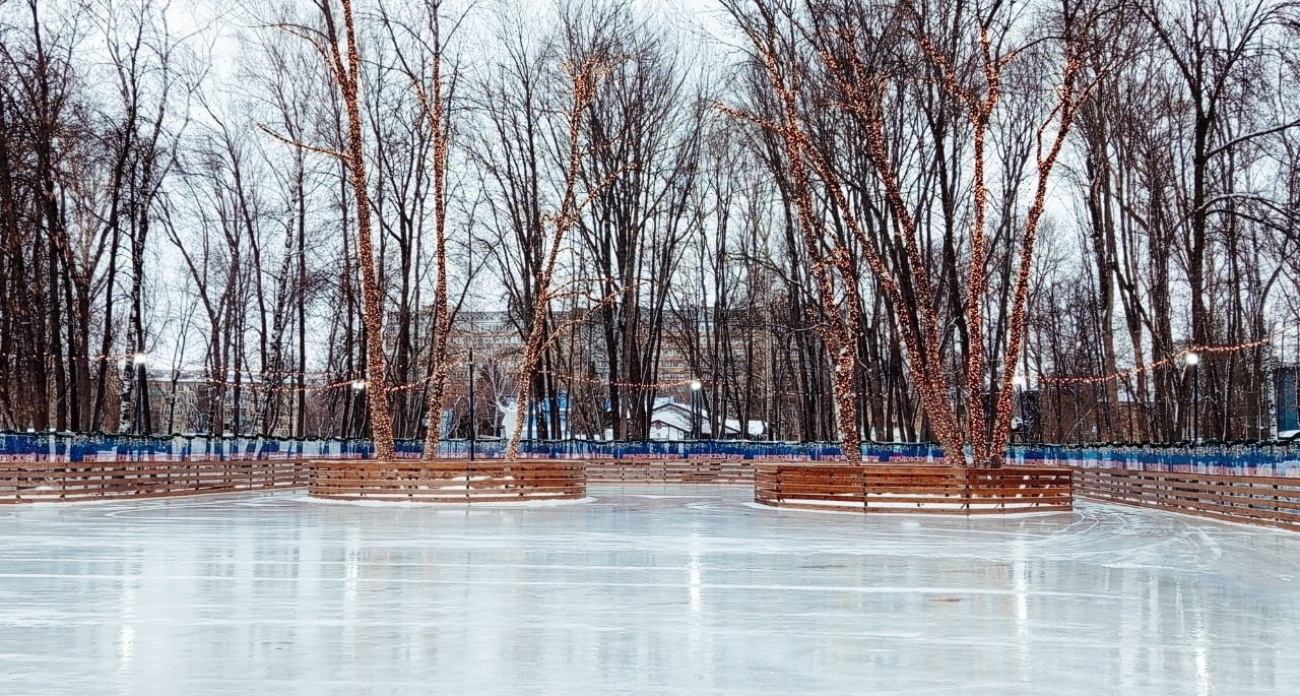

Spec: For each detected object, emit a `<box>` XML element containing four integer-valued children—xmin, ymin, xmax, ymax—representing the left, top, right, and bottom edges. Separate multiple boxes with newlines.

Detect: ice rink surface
<box><xmin>2</xmin><ymin>485</ymin><xmax>1299</xmax><ymax>696</ymax></box>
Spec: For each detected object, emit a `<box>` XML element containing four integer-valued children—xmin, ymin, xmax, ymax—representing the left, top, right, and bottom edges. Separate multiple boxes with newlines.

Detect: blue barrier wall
<box><xmin>0</xmin><ymin>433</ymin><xmax>889</xmax><ymax>462</ymax></box>
<box><xmin>4</xmin><ymin>432</ymin><xmax>1299</xmax><ymax>474</ymax></box>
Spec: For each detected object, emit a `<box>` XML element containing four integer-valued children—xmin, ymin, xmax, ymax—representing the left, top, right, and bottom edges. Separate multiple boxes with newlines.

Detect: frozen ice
<box><xmin>2</xmin><ymin>485</ymin><xmax>1299</xmax><ymax>695</ymax></box>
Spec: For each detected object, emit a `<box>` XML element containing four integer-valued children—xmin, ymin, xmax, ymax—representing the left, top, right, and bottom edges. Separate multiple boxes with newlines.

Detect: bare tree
<box><xmin>724</xmin><ymin>0</ymin><xmax>1107</xmax><ymax>463</ymax></box>
<box><xmin>378</xmin><ymin>0</ymin><xmax>467</xmax><ymax>457</ymax></box>
<box><xmin>505</xmin><ymin>54</ymin><xmax>613</xmax><ymax>460</ymax></box>
<box><xmin>267</xmin><ymin>0</ymin><xmax>396</xmax><ymax>458</ymax></box>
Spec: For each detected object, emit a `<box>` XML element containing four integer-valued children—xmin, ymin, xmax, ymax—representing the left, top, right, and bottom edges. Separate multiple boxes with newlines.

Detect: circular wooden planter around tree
<box><xmin>310</xmin><ymin>459</ymin><xmax>586</xmax><ymax>503</ymax></box>
<box><xmin>754</xmin><ymin>462</ymin><xmax>1072</xmax><ymax>515</ymax></box>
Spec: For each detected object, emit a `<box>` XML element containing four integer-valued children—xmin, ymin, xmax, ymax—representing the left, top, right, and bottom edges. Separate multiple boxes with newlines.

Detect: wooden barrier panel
<box><xmin>585</xmin><ymin>459</ymin><xmax>754</xmax><ymax>484</ymax></box>
<box><xmin>0</xmin><ymin>459</ymin><xmax>308</xmax><ymax>503</ymax></box>
<box><xmin>754</xmin><ymin>463</ymin><xmax>1073</xmax><ymax>515</ymax></box>
<box><xmin>309</xmin><ymin>459</ymin><xmax>586</xmax><ymax>503</ymax></box>
<box><xmin>1074</xmin><ymin>468</ymin><xmax>1300</xmax><ymax>531</ymax></box>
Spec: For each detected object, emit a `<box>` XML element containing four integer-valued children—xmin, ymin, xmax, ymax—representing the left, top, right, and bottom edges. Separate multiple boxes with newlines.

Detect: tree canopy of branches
<box><xmin>2</xmin><ymin>0</ymin><xmax>1298</xmax><ymax>460</ymax></box>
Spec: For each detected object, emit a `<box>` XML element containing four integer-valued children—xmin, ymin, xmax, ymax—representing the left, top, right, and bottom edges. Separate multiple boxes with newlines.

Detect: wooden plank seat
<box><xmin>753</xmin><ymin>463</ymin><xmax>1073</xmax><ymax>515</ymax></box>
<box><xmin>309</xmin><ymin>459</ymin><xmax>587</xmax><ymax>503</ymax></box>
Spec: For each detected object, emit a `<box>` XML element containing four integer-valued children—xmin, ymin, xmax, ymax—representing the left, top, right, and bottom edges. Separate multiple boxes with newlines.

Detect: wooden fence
<box><xmin>1</xmin><ymin>457</ymin><xmax>742</xmax><ymax>504</ymax></box>
<box><xmin>0</xmin><ymin>459</ymin><xmax>307</xmax><ymax>503</ymax></box>
<box><xmin>1073</xmin><ymin>468</ymin><xmax>1300</xmax><ymax>530</ymax></box>
<box><xmin>26</xmin><ymin>457</ymin><xmax>1296</xmax><ymax>530</ymax></box>
<box><xmin>755</xmin><ymin>463</ymin><xmax>1073</xmax><ymax>514</ymax></box>
<box><xmin>309</xmin><ymin>459</ymin><xmax>586</xmax><ymax>503</ymax></box>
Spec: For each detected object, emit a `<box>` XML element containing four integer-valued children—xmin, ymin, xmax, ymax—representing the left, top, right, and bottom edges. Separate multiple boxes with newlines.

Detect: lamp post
<box><xmin>1185</xmin><ymin>351</ymin><xmax>1200</xmax><ymax>443</ymax></box>
<box><xmin>1012</xmin><ymin>374</ymin><xmax>1027</xmax><ymax>444</ymax></box>
<box><xmin>351</xmin><ymin>380</ymin><xmax>366</xmax><ymax>442</ymax></box>
<box><xmin>690</xmin><ymin>380</ymin><xmax>702</xmax><ymax>440</ymax></box>
<box><xmin>468</xmin><ymin>346</ymin><xmax>476</xmax><ymax>461</ymax></box>
<box><xmin>528</xmin><ymin>384</ymin><xmax>536</xmax><ymax>444</ymax></box>
<box><xmin>132</xmin><ymin>353</ymin><xmax>148</xmax><ymax>435</ymax></box>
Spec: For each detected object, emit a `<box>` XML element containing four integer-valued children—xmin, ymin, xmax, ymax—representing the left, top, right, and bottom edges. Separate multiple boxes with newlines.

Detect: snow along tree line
<box><xmin>2</xmin><ymin>0</ymin><xmax>1299</xmax><ymax>464</ymax></box>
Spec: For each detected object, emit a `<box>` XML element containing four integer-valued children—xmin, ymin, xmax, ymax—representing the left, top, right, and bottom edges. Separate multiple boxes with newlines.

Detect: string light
<box><xmin>120</xmin><ymin>363</ymin><xmax>715</xmax><ymax>397</ymax></box>
<box><xmin>156</xmin><ymin>375</ymin><xmax>360</xmax><ymax>395</ymax></box>
<box><xmin>0</xmin><ymin>350</ymin><xmax>140</xmax><ymax>363</ymax></box>
<box><xmin>169</xmin><ymin>366</ymin><xmax>359</xmax><ymax>378</ymax></box>
<box><xmin>1042</xmin><ymin>335</ymin><xmax>1276</xmax><ymax>385</ymax></box>
<box><xmin>45</xmin><ymin>324</ymin><xmax>1274</xmax><ymax>403</ymax></box>
<box><xmin>15</xmin><ymin>317</ymin><xmax>895</xmax><ymax>399</ymax></box>
<box><xmin>531</xmin><ymin>369</ymin><xmax>710</xmax><ymax>391</ymax></box>
<box><xmin>0</xmin><ymin>357</ymin><xmax>463</xmax><ymax>389</ymax></box>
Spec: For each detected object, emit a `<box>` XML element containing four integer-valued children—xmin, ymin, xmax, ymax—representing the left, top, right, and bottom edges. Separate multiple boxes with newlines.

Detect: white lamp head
<box><xmin>1184</xmin><ymin>351</ymin><xmax>1200</xmax><ymax>366</ymax></box>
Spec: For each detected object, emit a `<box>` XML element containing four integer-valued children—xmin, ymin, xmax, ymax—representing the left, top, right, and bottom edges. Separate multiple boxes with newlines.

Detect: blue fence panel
<box><xmin>4</xmin><ymin>432</ymin><xmax>1300</xmax><ymax>474</ymax></box>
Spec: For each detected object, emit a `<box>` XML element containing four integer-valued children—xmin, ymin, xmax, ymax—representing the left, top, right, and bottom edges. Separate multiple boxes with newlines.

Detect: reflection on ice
<box><xmin>2</xmin><ymin>485</ymin><xmax>1299</xmax><ymax>695</ymax></box>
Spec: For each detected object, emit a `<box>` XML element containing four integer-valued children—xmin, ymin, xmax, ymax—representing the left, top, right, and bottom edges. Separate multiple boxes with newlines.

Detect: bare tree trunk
<box><xmin>506</xmin><ymin>57</ymin><xmax>609</xmax><ymax>460</ymax></box>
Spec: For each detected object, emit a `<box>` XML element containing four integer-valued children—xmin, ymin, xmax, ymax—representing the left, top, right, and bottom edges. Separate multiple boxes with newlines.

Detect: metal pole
<box><xmin>1008</xmin><ymin>385</ymin><xmax>1019</xmax><ymax>444</ymax></box>
<box><xmin>689</xmin><ymin>390</ymin><xmax>695</xmax><ymax>440</ymax></box>
<box><xmin>1193</xmin><ymin>365</ymin><xmax>1200</xmax><ymax>443</ymax></box>
<box><xmin>690</xmin><ymin>379</ymin><xmax>702</xmax><ymax>440</ymax></box>
<box><xmin>468</xmin><ymin>345</ymin><xmax>476</xmax><ymax>461</ymax></box>
<box><xmin>1183</xmin><ymin>352</ymin><xmax>1200</xmax><ymax>442</ymax></box>
<box><xmin>135</xmin><ymin>370</ymin><xmax>145</xmax><ymax>435</ymax></box>
<box><xmin>133</xmin><ymin>354</ymin><xmax>148</xmax><ymax>435</ymax></box>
